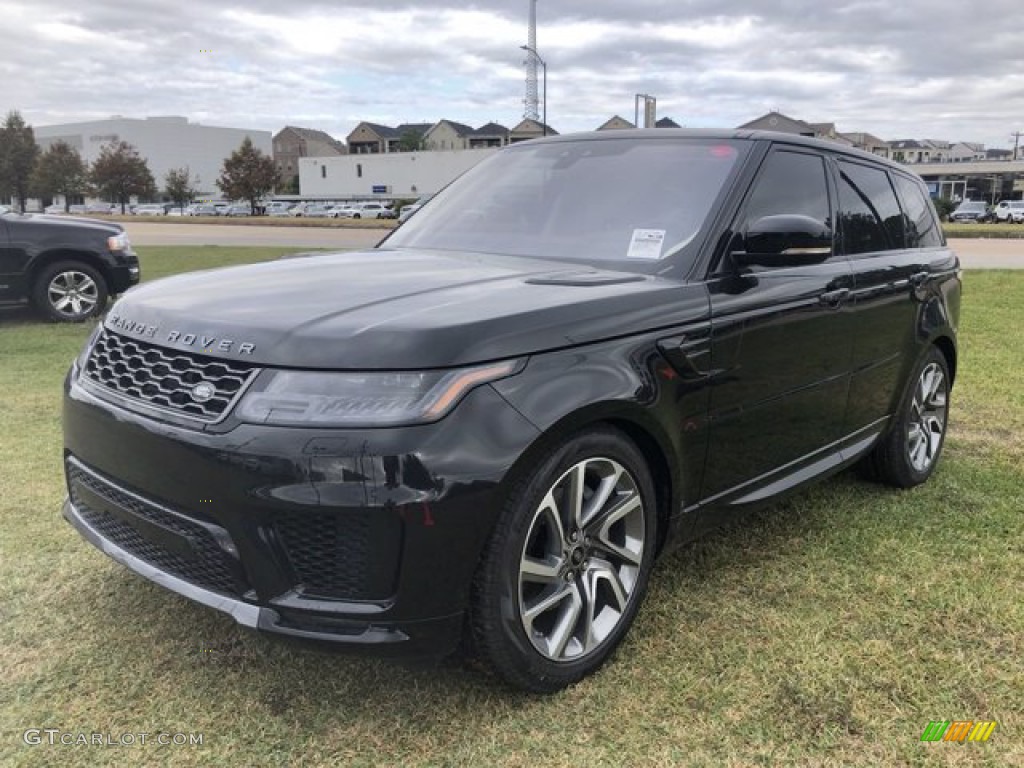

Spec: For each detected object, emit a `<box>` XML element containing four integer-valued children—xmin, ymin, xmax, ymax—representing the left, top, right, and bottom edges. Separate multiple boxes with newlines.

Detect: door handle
<box><xmin>818</xmin><ymin>288</ymin><xmax>849</xmax><ymax>307</ymax></box>
<box><xmin>910</xmin><ymin>271</ymin><xmax>929</xmax><ymax>287</ymax></box>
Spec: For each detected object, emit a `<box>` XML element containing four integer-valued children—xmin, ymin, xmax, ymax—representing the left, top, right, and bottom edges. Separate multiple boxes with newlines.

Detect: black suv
<box><xmin>0</xmin><ymin>207</ymin><xmax>139</xmax><ymax>321</ymax></box>
<box><xmin>62</xmin><ymin>131</ymin><xmax>959</xmax><ymax>692</ymax></box>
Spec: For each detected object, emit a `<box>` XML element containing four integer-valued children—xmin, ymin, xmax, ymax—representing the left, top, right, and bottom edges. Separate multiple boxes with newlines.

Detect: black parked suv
<box><xmin>0</xmin><ymin>206</ymin><xmax>139</xmax><ymax>321</ymax></box>
<box><xmin>62</xmin><ymin>131</ymin><xmax>959</xmax><ymax>692</ymax></box>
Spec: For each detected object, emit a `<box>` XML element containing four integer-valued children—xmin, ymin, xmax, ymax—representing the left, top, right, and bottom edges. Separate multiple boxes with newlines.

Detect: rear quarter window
<box><xmin>892</xmin><ymin>175</ymin><xmax>943</xmax><ymax>248</ymax></box>
<box><xmin>837</xmin><ymin>160</ymin><xmax>904</xmax><ymax>254</ymax></box>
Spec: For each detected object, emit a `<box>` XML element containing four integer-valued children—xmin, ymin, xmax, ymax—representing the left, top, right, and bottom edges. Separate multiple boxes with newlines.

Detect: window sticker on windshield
<box><xmin>627</xmin><ymin>229</ymin><xmax>666</xmax><ymax>260</ymax></box>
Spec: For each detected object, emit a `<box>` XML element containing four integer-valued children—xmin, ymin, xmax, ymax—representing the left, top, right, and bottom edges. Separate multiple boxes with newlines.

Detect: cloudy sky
<box><xmin>1</xmin><ymin>0</ymin><xmax>1022</xmax><ymax>150</ymax></box>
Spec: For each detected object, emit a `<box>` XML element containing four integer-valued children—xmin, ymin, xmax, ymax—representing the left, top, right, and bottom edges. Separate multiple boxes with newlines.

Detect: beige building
<box><xmin>509</xmin><ymin>118</ymin><xmax>558</xmax><ymax>143</ymax></box>
<box><xmin>347</xmin><ymin>122</ymin><xmax>433</xmax><ymax>154</ymax></box>
<box><xmin>423</xmin><ymin>120</ymin><xmax>476</xmax><ymax>150</ymax></box>
<box><xmin>273</xmin><ymin>126</ymin><xmax>346</xmax><ymax>189</ymax></box>
<box><xmin>596</xmin><ymin>115</ymin><xmax>635</xmax><ymax>131</ymax></box>
<box><xmin>469</xmin><ymin>122</ymin><xmax>510</xmax><ymax>148</ymax></box>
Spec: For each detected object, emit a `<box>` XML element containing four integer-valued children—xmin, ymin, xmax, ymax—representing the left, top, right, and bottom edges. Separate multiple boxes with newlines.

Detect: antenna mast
<box><xmin>524</xmin><ymin>0</ymin><xmax>539</xmax><ymax>120</ymax></box>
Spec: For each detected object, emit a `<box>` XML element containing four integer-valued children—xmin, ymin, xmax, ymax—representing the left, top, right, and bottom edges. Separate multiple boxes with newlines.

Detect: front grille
<box><xmin>68</xmin><ymin>461</ymin><xmax>244</xmax><ymax>597</ymax></box>
<box><xmin>274</xmin><ymin>512</ymin><xmax>372</xmax><ymax>600</ymax></box>
<box><xmin>83</xmin><ymin>330</ymin><xmax>258</xmax><ymax>422</ymax></box>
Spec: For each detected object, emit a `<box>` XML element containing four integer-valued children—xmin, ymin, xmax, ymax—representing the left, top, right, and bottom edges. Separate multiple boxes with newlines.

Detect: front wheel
<box><xmin>866</xmin><ymin>346</ymin><xmax>950</xmax><ymax>488</ymax></box>
<box><xmin>32</xmin><ymin>261</ymin><xmax>109</xmax><ymax>322</ymax></box>
<box><xmin>470</xmin><ymin>427</ymin><xmax>658</xmax><ymax>692</ymax></box>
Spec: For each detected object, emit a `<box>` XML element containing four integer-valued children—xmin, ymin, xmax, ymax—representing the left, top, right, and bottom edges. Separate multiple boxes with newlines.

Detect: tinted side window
<box><xmin>837</xmin><ymin>161</ymin><xmax>904</xmax><ymax>254</ymax></box>
<box><xmin>741</xmin><ymin>150</ymin><xmax>831</xmax><ymax>231</ymax></box>
<box><xmin>892</xmin><ymin>174</ymin><xmax>943</xmax><ymax>248</ymax></box>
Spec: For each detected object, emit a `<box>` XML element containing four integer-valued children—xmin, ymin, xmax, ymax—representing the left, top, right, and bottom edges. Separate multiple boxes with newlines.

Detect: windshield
<box><xmin>958</xmin><ymin>202</ymin><xmax>986</xmax><ymax>212</ymax></box>
<box><xmin>387</xmin><ymin>136</ymin><xmax>746</xmax><ymax>271</ymax></box>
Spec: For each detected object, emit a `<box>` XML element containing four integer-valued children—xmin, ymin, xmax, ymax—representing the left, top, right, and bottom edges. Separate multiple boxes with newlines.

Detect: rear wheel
<box><xmin>470</xmin><ymin>427</ymin><xmax>658</xmax><ymax>692</ymax></box>
<box><xmin>867</xmin><ymin>346</ymin><xmax>950</xmax><ymax>488</ymax></box>
<box><xmin>32</xmin><ymin>261</ymin><xmax>108</xmax><ymax>322</ymax></box>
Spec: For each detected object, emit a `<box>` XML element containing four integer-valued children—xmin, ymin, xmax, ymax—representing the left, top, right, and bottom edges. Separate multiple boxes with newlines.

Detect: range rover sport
<box><xmin>62</xmin><ymin>130</ymin><xmax>960</xmax><ymax>692</ymax></box>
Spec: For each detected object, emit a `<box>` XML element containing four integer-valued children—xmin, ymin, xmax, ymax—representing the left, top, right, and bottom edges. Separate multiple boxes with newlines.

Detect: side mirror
<box><xmin>733</xmin><ymin>214</ymin><xmax>833</xmax><ymax>267</ymax></box>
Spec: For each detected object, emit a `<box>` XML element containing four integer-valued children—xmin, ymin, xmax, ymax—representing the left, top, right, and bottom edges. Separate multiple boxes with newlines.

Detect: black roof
<box><xmin>474</xmin><ymin>122</ymin><xmax>510</xmax><ymax>136</ymax></box>
<box><xmin>524</xmin><ymin>128</ymin><xmax>917</xmax><ymax>176</ymax></box>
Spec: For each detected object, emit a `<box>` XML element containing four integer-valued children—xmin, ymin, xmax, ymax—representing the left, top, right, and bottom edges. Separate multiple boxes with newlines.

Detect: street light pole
<box><xmin>521</xmin><ymin>44</ymin><xmax>547</xmax><ymax>136</ymax></box>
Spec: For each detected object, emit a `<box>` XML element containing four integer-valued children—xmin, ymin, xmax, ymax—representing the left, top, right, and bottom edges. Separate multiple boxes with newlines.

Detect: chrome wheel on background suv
<box><xmin>33</xmin><ymin>261</ymin><xmax>109</xmax><ymax>322</ymax></box>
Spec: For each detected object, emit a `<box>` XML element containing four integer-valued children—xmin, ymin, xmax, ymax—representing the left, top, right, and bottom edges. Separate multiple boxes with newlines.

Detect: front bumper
<box><xmin>106</xmin><ymin>251</ymin><xmax>140</xmax><ymax>294</ymax></box>
<box><xmin>63</xmin><ymin>368</ymin><xmax>541</xmax><ymax>657</ymax></box>
<box><xmin>63</xmin><ymin>494</ymin><xmax>463</xmax><ymax>653</ymax></box>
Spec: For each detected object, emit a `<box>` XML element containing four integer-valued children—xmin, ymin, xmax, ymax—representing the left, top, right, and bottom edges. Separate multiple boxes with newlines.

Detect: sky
<box><xmin>1</xmin><ymin>0</ymin><xmax>1022</xmax><ymax>151</ymax></box>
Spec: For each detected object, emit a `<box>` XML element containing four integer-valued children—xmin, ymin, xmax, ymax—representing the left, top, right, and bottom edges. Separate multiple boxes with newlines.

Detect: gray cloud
<box><xmin>0</xmin><ymin>0</ymin><xmax>1021</xmax><ymax>150</ymax></box>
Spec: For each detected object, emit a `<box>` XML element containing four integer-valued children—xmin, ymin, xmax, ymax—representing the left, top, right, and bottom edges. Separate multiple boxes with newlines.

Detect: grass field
<box><xmin>943</xmin><ymin>222</ymin><xmax>1024</xmax><ymax>239</ymax></box>
<box><xmin>1</xmin><ymin>248</ymin><xmax>1021</xmax><ymax>767</ymax></box>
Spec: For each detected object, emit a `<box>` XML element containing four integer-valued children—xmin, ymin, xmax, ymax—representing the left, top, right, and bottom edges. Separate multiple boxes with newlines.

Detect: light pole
<box><xmin>520</xmin><ymin>44</ymin><xmax>547</xmax><ymax>136</ymax></box>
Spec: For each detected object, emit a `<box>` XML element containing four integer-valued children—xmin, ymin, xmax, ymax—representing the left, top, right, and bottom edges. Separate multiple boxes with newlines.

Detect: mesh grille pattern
<box><xmin>68</xmin><ymin>462</ymin><xmax>243</xmax><ymax>596</ymax></box>
<box><xmin>83</xmin><ymin>330</ymin><xmax>258</xmax><ymax>422</ymax></box>
<box><xmin>274</xmin><ymin>512</ymin><xmax>371</xmax><ymax>600</ymax></box>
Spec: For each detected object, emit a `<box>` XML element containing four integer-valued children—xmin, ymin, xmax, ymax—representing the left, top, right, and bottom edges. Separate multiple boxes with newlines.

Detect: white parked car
<box><xmin>44</xmin><ymin>204</ymin><xmax>65</xmax><ymax>214</ymax></box>
<box><xmin>350</xmin><ymin>202</ymin><xmax>393</xmax><ymax>219</ymax></box>
<box><xmin>264</xmin><ymin>202</ymin><xmax>294</xmax><ymax>217</ymax></box>
<box><xmin>303</xmin><ymin>204</ymin><xmax>334</xmax><ymax>218</ymax></box>
<box><xmin>992</xmin><ymin>200</ymin><xmax>1024</xmax><ymax>223</ymax></box>
<box><xmin>328</xmin><ymin>204</ymin><xmax>359</xmax><ymax>218</ymax></box>
<box><xmin>134</xmin><ymin>204</ymin><xmax>166</xmax><ymax>216</ymax></box>
<box><xmin>224</xmin><ymin>204</ymin><xmax>252</xmax><ymax>217</ymax></box>
<box><xmin>398</xmin><ymin>195</ymin><xmax>434</xmax><ymax>223</ymax></box>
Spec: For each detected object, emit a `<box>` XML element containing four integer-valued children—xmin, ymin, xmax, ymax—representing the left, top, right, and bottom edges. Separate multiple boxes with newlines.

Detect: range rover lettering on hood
<box><xmin>107</xmin><ymin>313</ymin><xmax>256</xmax><ymax>355</ymax></box>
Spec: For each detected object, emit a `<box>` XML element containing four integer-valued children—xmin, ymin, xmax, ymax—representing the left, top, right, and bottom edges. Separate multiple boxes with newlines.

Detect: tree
<box><xmin>0</xmin><ymin>111</ymin><xmax>40</xmax><ymax>212</ymax></box>
<box><xmin>280</xmin><ymin>174</ymin><xmax>300</xmax><ymax>195</ymax></box>
<box><xmin>89</xmin><ymin>140</ymin><xmax>156</xmax><ymax>214</ymax></box>
<box><xmin>397</xmin><ymin>130</ymin><xmax>424</xmax><ymax>152</ymax></box>
<box><xmin>217</xmin><ymin>137</ymin><xmax>278</xmax><ymax>214</ymax></box>
<box><xmin>164</xmin><ymin>166</ymin><xmax>197</xmax><ymax>213</ymax></box>
<box><xmin>31</xmin><ymin>140</ymin><xmax>87</xmax><ymax>211</ymax></box>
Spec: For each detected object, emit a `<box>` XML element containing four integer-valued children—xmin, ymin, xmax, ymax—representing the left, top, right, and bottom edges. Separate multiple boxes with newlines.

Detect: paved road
<box><xmin>946</xmin><ymin>238</ymin><xmax>1024</xmax><ymax>269</ymax></box>
<box><xmin>125</xmin><ymin>223</ymin><xmax>1024</xmax><ymax>268</ymax></box>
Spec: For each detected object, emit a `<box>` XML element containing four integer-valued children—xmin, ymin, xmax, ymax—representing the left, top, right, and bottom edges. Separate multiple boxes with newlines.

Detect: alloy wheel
<box><xmin>517</xmin><ymin>457</ymin><xmax>645</xmax><ymax>662</ymax></box>
<box><xmin>907</xmin><ymin>362</ymin><xmax>947</xmax><ymax>473</ymax></box>
<box><xmin>48</xmin><ymin>270</ymin><xmax>99</xmax><ymax>318</ymax></box>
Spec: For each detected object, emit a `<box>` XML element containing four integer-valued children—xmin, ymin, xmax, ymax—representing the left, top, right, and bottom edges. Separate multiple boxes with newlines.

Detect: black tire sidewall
<box><xmin>32</xmin><ymin>261</ymin><xmax>108</xmax><ymax>323</ymax></box>
<box><xmin>473</xmin><ymin>428</ymin><xmax>658</xmax><ymax>692</ymax></box>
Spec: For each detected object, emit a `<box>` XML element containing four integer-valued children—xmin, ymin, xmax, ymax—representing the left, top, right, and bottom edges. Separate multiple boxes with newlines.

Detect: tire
<box><xmin>866</xmin><ymin>346</ymin><xmax>950</xmax><ymax>488</ymax></box>
<box><xmin>32</xmin><ymin>261</ymin><xmax>109</xmax><ymax>322</ymax></box>
<box><xmin>470</xmin><ymin>427</ymin><xmax>658</xmax><ymax>692</ymax></box>
<box><xmin>352</xmin><ymin>213</ymin><xmax>361</xmax><ymax>219</ymax></box>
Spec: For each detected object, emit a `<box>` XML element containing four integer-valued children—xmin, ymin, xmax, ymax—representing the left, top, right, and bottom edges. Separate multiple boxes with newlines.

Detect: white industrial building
<box><xmin>34</xmin><ymin>116</ymin><xmax>272</xmax><ymax>196</ymax></box>
<box><xmin>298</xmin><ymin>148</ymin><xmax>499</xmax><ymax>198</ymax></box>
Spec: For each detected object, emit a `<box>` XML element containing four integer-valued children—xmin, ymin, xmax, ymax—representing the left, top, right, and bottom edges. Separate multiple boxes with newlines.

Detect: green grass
<box><xmin>104</xmin><ymin>213</ymin><xmax>396</xmax><ymax>229</ymax></box>
<box><xmin>1</xmin><ymin>250</ymin><xmax>1021</xmax><ymax>766</ymax></box>
<box><xmin>943</xmin><ymin>222</ymin><xmax>1024</xmax><ymax>238</ymax></box>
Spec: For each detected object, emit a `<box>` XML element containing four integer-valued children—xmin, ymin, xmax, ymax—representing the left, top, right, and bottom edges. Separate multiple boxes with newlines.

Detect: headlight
<box><xmin>107</xmin><ymin>232</ymin><xmax>130</xmax><ymax>251</ymax></box>
<box><xmin>236</xmin><ymin>360</ymin><xmax>522</xmax><ymax>427</ymax></box>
